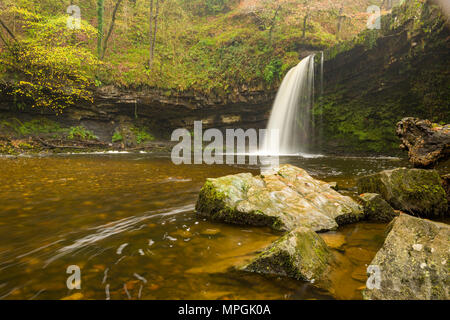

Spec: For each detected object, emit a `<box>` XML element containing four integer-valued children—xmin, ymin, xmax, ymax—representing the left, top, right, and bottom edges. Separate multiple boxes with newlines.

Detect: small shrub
<box><xmin>0</xmin><ymin>118</ymin><xmax>63</xmax><ymax>137</ymax></box>
<box><xmin>67</xmin><ymin>126</ymin><xmax>97</xmax><ymax>141</ymax></box>
<box><xmin>131</xmin><ymin>127</ymin><xmax>154</xmax><ymax>144</ymax></box>
<box><xmin>263</xmin><ymin>58</ymin><xmax>282</xmax><ymax>84</ymax></box>
<box><xmin>112</xmin><ymin>132</ymin><xmax>123</xmax><ymax>143</ymax></box>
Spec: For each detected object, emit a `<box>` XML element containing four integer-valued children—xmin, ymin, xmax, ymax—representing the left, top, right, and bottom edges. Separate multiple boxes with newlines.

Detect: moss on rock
<box><xmin>357</xmin><ymin>168</ymin><xmax>448</xmax><ymax>217</ymax></box>
<box><xmin>363</xmin><ymin>214</ymin><xmax>450</xmax><ymax>300</ymax></box>
<box><xmin>239</xmin><ymin>227</ymin><xmax>332</xmax><ymax>283</ymax></box>
<box><xmin>196</xmin><ymin>164</ymin><xmax>364</xmax><ymax>232</ymax></box>
<box><xmin>359</xmin><ymin>193</ymin><xmax>399</xmax><ymax>222</ymax></box>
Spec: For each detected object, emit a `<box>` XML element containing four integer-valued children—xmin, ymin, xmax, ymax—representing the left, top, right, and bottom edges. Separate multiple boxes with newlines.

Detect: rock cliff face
<box><xmin>0</xmin><ymin>84</ymin><xmax>275</xmax><ymax>142</ymax></box>
<box><xmin>1</xmin><ymin>1</ymin><xmax>448</xmax><ymax>155</ymax></box>
<box><xmin>316</xmin><ymin>0</ymin><xmax>450</xmax><ymax>154</ymax></box>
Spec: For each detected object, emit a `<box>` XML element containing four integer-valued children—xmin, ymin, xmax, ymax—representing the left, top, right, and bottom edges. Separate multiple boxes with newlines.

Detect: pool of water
<box><xmin>0</xmin><ymin>153</ymin><xmax>413</xmax><ymax>300</ymax></box>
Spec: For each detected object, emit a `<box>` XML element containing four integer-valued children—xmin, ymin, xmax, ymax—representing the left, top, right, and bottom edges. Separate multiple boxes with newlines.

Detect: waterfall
<box><xmin>260</xmin><ymin>54</ymin><xmax>316</xmax><ymax>155</ymax></box>
<box><xmin>320</xmin><ymin>51</ymin><xmax>324</xmax><ymax>96</ymax></box>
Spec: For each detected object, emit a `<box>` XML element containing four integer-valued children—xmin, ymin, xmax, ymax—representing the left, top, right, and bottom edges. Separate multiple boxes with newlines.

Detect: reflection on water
<box><xmin>0</xmin><ymin>153</ymin><xmax>411</xmax><ymax>300</ymax></box>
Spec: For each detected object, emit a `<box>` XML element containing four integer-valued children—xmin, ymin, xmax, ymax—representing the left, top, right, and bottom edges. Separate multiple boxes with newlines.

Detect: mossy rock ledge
<box><xmin>196</xmin><ymin>164</ymin><xmax>364</xmax><ymax>232</ymax></box>
<box><xmin>357</xmin><ymin>168</ymin><xmax>448</xmax><ymax>218</ymax></box>
<box><xmin>363</xmin><ymin>214</ymin><xmax>450</xmax><ymax>300</ymax></box>
<box><xmin>239</xmin><ymin>227</ymin><xmax>332</xmax><ymax>283</ymax></box>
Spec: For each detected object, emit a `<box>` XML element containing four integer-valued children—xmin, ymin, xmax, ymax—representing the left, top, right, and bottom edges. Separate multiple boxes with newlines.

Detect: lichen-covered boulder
<box><xmin>363</xmin><ymin>214</ymin><xmax>450</xmax><ymax>300</ymax></box>
<box><xmin>359</xmin><ymin>193</ymin><xmax>399</xmax><ymax>222</ymax></box>
<box><xmin>357</xmin><ymin>168</ymin><xmax>448</xmax><ymax>218</ymax></box>
<box><xmin>239</xmin><ymin>227</ymin><xmax>332</xmax><ymax>282</ymax></box>
<box><xmin>196</xmin><ymin>164</ymin><xmax>364</xmax><ymax>232</ymax></box>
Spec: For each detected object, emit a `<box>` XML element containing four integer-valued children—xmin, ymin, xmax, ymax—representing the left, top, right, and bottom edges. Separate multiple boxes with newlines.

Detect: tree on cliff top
<box><xmin>0</xmin><ymin>6</ymin><xmax>100</xmax><ymax>112</ymax></box>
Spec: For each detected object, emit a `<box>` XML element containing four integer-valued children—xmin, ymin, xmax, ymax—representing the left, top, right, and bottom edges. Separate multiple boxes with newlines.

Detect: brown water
<box><xmin>0</xmin><ymin>153</ymin><xmax>411</xmax><ymax>300</ymax></box>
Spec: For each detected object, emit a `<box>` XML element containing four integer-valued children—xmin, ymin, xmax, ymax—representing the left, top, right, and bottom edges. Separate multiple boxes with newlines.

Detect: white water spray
<box><xmin>260</xmin><ymin>54</ymin><xmax>317</xmax><ymax>156</ymax></box>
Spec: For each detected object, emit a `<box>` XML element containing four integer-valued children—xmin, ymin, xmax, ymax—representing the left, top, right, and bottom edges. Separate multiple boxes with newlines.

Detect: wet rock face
<box><xmin>357</xmin><ymin>168</ymin><xmax>448</xmax><ymax>218</ymax></box>
<box><xmin>196</xmin><ymin>164</ymin><xmax>364</xmax><ymax>232</ymax></box>
<box><xmin>0</xmin><ymin>85</ymin><xmax>274</xmax><ymax>142</ymax></box>
<box><xmin>359</xmin><ymin>193</ymin><xmax>399</xmax><ymax>223</ymax></box>
<box><xmin>114</xmin><ymin>122</ymin><xmax>137</xmax><ymax>148</ymax></box>
<box><xmin>239</xmin><ymin>227</ymin><xmax>332</xmax><ymax>282</ymax></box>
<box><xmin>363</xmin><ymin>214</ymin><xmax>450</xmax><ymax>300</ymax></box>
<box><xmin>396</xmin><ymin>117</ymin><xmax>450</xmax><ymax>168</ymax></box>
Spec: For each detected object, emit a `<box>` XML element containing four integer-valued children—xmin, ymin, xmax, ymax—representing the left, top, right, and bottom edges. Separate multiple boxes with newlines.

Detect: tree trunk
<box><xmin>97</xmin><ymin>0</ymin><xmax>104</xmax><ymax>58</ymax></box>
<box><xmin>268</xmin><ymin>5</ymin><xmax>281</xmax><ymax>45</ymax></box>
<box><xmin>149</xmin><ymin>0</ymin><xmax>160</xmax><ymax>69</ymax></box>
<box><xmin>0</xmin><ymin>18</ymin><xmax>18</xmax><ymax>43</ymax></box>
<box><xmin>302</xmin><ymin>12</ymin><xmax>309</xmax><ymax>39</ymax></box>
<box><xmin>149</xmin><ymin>0</ymin><xmax>154</xmax><ymax>69</ymax></box>
<box><xmin>337</xmin><ymin>7</ymin><xmax>344</xmax><ymax>40</ymax></box>
<box><xmin>101</xmin><ymin>0</ymin><xmax>123</xmax><ymax>59</ymax></box>
<box><xmin>0</xmin><ymin>17</ymin><xmax>19</xmax><ymax>57</ymax></box>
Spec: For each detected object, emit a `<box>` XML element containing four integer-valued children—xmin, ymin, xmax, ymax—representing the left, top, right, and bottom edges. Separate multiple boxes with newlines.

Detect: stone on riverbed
<box><xmin>196</xmin><ymin>164</ymin><xmax>364</xmax><ymax>232</ymax></box>
<box><xmin>363</xmin><ymin>214</ymin><xmax>450</xmax><ymax>300</ymax></box>
<box><xmin>359</xmin><ymin>193</ymin><xmax>398</xmax><ymax>222</ymax></box>
<box><xmin>357</xmin><ymin>168</ymin><xmax>448</xmax><ymax>218</ymax></box>
<box><xmin>239</xmin><ymin>227</ymin><xmax>332</xmax><ymax>282</ymax></box>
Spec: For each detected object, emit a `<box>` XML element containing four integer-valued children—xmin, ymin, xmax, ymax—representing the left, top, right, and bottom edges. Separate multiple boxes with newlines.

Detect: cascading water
<box><xmin>260</xmin><ymin>54</ymin><xmax>316</xmax><ymax>155</ymax></box>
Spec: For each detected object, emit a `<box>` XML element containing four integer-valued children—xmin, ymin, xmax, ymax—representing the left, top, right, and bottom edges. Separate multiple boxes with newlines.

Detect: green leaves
<box><xmin>67</xmin><ymin>126</ymin><xmax>97</xmax><ymax>141</ymax></box>
<box><xmin>263</xmin><ymin>58</ymin><xmax>282</xmax><ymax>84</ymax></box>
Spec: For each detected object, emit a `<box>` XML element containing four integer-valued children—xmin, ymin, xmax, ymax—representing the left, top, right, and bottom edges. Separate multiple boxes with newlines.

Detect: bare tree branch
<box><xmin>0</xmin><ymin>17</ymin><xmax>18</xmax><ymax>43</ymax></box>
<box><xmin>149</xmin><ymin>0</ymin><xmax>160</xmax><ymax>69</ymax></box>
<box><xmin>149</xmin><ymin>0</ymin><xmax>154</xmax><ymax>68</ymax></box>
<box><xmin>101</xmin><ymin>0</ymin><xmax>123</xmax><ymax>59</ymax></box>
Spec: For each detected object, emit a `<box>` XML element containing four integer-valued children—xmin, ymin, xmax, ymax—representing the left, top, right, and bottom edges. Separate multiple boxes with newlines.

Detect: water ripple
<box><xmin>44</xmin><ymin>204</ymin><xmax>195</xmax><ymax>267</ymax></box>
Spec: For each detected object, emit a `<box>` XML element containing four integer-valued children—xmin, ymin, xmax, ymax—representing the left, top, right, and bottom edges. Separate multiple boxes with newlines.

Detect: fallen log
<box><xmin>396</xmin><ymin>117</ymin><xmax>450</xmax><ymax>168</ymax></box>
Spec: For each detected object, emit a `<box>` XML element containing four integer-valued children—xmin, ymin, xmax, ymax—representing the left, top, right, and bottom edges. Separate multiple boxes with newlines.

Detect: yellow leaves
<box><xmin>4</xmin><ymin>41</ymin><xmax>98</xmax><ymax>113</ymax></box>
<box><xmin>61</xmin><ymin>292</ymin><xmax>84</xmax><ymax>300</ymax></box>
<box><xmin>18</xmin><ymin>81</ymin><xmax>33</xmax><ymax>87</ymax></box>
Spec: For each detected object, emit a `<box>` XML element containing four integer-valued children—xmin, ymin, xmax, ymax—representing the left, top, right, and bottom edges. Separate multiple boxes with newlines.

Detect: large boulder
<box><xmin>396</xmin><ymin>117</ymin><xmax>450</xmax><ymax>168</ymax></box>
<box><xmin>196</xmin><ymin>164</ymin><xmax>364</xmax><ymax>232</ymax></box>
<box><xmin>359</xmin><ymin>193</ymin><xmax>399</xmax><ymax>222</ymax></box>
<box><xmin>239</xmin><ymin>227</ymin><xmax>332</xmax><ymax>282</ymax></box>
<box><xmin>357</xmin><ymin>168</ymin><xmax>448</xmax><ymax>218</ymax></box>
<box><xmin>363</xmin><ymin>214</ymin><xmax>450</xmax><ymax>300</ymax></box>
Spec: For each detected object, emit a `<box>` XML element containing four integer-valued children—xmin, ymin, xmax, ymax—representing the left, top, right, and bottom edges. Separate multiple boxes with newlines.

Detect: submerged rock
<box><xmin>319</xmin><ymin>232</ymin><xmax>346</xmax><ymax>251</ymax></box>
<box><xmin>396</xmin><ymin>117</ymin><xmax>450</xmax><ymax>168</ymax></box>
<box><xmin>363</xmin><ymin>214</ymin><xmax>450</xmax><ymax>300</ymax></box>
<box><xmin>239</xmin><ymin>227</ymin><xmax>332</xmax><ymax>282</ymax></box>
<box><xmin>196</xmin><ymin>164</ymin><xmax>363</xmax><ymax>232</ymax></box>
<box><xmin>359</xmin><ymin>193</ymin><xmax>398</xmax><ymax>222</ymax></box>
<box><xmin>357</xmin><ymin>168</ymin><xmax>448</xmax><ymax>218</ymax></box>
